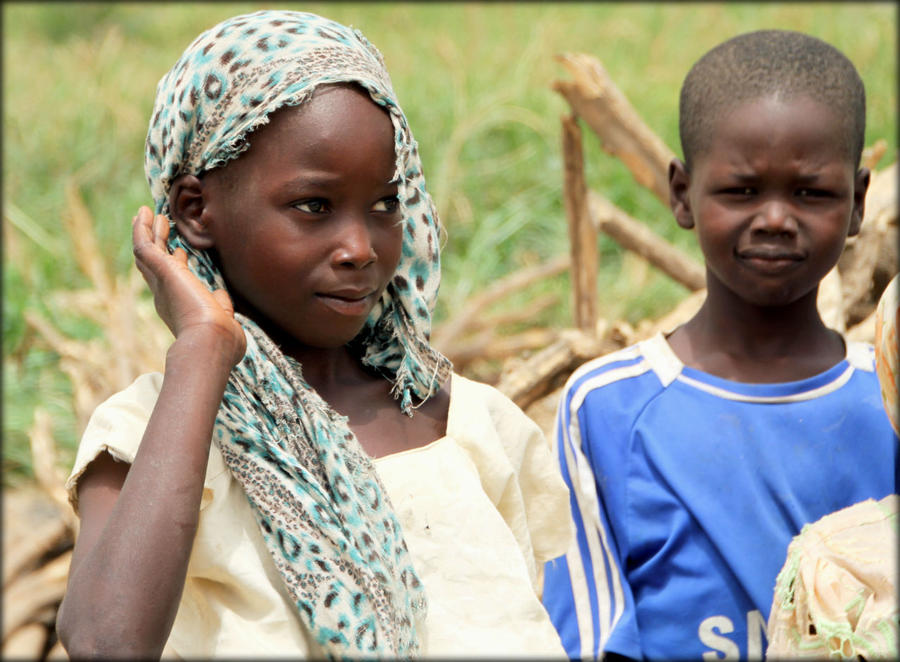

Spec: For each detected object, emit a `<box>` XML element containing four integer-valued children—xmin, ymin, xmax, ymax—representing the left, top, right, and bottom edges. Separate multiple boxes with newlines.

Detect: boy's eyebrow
<box><xmin>726</xmin><ymin>171</ymin><xmax>830</xmax><ymax>183</ymax></box>
<box><xmin>792</xmin><ymin>172</ymin><xmax>831</xmax><ymax>184</ymax></box>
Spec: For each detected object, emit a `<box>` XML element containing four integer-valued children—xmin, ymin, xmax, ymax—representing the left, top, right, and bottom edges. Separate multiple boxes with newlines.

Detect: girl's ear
<box><xmin>168</xmin><ymin>174</ymin><xmax>215</xmax><ymax>250</ymax></box>
<box><xmin>669</xmin><ymin>158</ymin><xmax>695</xmax><ymax>230</ymax></box>
<box><xmin>848</xmin><ymin>166</ymin><xmax>870</xmax><ymax>237</ymax></box>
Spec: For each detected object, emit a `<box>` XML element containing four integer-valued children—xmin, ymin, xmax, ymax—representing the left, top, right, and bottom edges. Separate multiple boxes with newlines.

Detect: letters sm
<box><xmin>698</xmin><ymin>610</ymin><xmax>767</xmax><ymax>661</ymax></box>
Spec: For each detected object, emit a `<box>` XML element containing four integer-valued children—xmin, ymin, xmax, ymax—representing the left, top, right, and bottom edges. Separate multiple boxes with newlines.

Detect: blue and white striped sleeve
<box><xmin>542</xmin><ymin>362</ymin><xmax>641</xmax><ymax>660</ymax></box>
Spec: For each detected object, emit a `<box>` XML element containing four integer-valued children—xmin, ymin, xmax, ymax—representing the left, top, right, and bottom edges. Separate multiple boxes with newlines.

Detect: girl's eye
<box><xmin>373</xmin><ymin>196</ymin><xmax>400</xmax><ymax>213</ymax></box>
<box><xmin>293</xmin><ymin>199</ymin><xmax>328</xmax><ymax>213</ymax></box>
<box><xmin>723</xmin><ymin>187</ymin><xmax>755</xmax><ymax>196</ymax></box>
<box><xmin>797</xmin><ymin>188</ymin><xmax>830</xmax><ymax>199</ymax></box>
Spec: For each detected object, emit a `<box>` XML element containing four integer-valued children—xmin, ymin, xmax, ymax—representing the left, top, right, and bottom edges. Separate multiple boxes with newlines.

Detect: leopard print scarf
<box><xmin>144</xmin><ymin>10</ymin><xmax>451</xmax><ymax>658</ymax></box>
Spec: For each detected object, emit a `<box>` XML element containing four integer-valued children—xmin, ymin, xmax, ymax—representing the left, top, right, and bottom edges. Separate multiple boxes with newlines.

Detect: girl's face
<box><xmin>199</xmin><ymin>85</ymin><xmax>404</xmax><ymax>353</ymax></box>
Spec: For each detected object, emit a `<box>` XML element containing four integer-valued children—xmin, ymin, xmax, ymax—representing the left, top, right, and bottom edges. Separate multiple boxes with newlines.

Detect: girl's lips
<box><xmin>315</xmin><ymin>291</ymin><xmax>375</xmax><ymax>316</ymax></box>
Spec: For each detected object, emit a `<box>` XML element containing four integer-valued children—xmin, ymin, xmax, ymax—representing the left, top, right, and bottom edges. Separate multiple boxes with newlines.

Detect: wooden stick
<box><xmin>496</xmin><ymin>328</ymin><xmax>606</xmax><ymax>409</ymax></box>
<box><xmin>839</xmin><ymin>163</ymin><xmax>898</xmax><ymax>324</ymax></box>
<box><xmin>62</xmin><ymin>180</ymin><xmax>114</xmax><ymax>301</ymax></box>
<box><xmin>636</xmin><ymin>289</ymin><xmax>707</xmax><ymax>339</ymax></box>
<box><xmin>432</xmin><ymin>254</ymin><xmax>569</xmax><ymax>350</ymax></box>
<box><xmin>846</xmin><ymin>306</ymin><xmax>877</xmax><ymax>343</ymax></box>
<box><xmin>861</xmin><ymin>139</ymin><xmax>888</xmax><ymax>171</ymax></box>
<box><xmin>2</xmin><ymin>550</ymin><xmax>71</xmax><ymax>640</ymax></box>
<box><xmin>459</xmin><ymin>293</ymin><xmax>559</xmax><ymax>336</ymax></box>
<box><xmin>2</xmin><ymin>515</ymin><xmax>68</xmax><ymax>589</ymax></box>
<box><xmin>46</xmin><ymin>639</ymin><xmax>69</xmax><ymax>660</ymax></box>
<box><xmin>588</xmin><ymin>191</ymin><xmax>706</xmax><ymax>291</ymax></box>
<box><xmin>2</xmin><ymin>622</ymin><xmax>47</xmax><ymax>659</ymax></box>
<box><xmin>29</xmin><ymin>408</ymin><xmax>78</xmax><ymax>533</ymax></box>
<box><xmin>553</xmin><ymin>53</ymin><xmax>676</xmax><ymax>205</ymax></box>
<box><xmin>561</xmin><ymin>113</ymin><xmax>598</xmax><ymax>331</ymax></box>
<box><xmin>446</xmin><ymin>328</ymin><xmax>560</xmax><ymax>367</ymax></box>
<box><xmin>817</xmin><ymin>265</ymin><xmax>845</xmax><ymax>333</ymax></box>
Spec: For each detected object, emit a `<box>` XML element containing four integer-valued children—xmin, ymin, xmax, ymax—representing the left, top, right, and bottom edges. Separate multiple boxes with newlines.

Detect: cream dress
<box><xmin>66</xmin><ymin>372</ymin><xmax>572</xmax><ymax>658</ymax></box>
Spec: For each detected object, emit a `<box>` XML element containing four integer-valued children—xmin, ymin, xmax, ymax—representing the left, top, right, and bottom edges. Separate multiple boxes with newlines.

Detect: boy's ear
<box><xmin>669</xmin><ymin>158</ymin><xmax>695</xmax><ymax>230</ymax></box>
<box><xmin>848</xmin><ymin>166</ymin><xmax>870</xmax><ymax>237</ymax></box>
<box><xmin>168</xmin><ymin>174</ymin><xmax>215</xmax><ymax>250</ymax></box>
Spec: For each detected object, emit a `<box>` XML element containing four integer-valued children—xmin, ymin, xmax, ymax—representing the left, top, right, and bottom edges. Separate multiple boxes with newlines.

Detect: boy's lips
<box><xmin>737</xmin><ymin>247</ymin><xmax>804</xmax><ymax>273</ymax></box>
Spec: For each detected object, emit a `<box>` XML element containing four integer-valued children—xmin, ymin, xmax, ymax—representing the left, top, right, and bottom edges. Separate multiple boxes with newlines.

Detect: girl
<box><xmin>57</xmin><ymin>10</ymin><xmax>571</xmax><ymax>659</ymax></box>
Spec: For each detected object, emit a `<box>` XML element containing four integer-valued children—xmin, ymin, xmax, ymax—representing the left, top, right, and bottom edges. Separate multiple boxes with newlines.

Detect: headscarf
<box><xmin>144</xmin><ymin>11</ymin><xmax>452</xmax><ymax>658</ymax></box>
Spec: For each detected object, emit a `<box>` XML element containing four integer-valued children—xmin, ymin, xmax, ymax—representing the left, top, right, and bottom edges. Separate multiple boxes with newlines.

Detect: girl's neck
<box><xmin>229</xmin><ymin>286</ymin><xmax>377</xmax><ymax>395</ymax></box>
<box><xmin>288</xmin><ymin>343</ymin><xmax>374</xmax><ymax>398</ymax></box>
<box><xmin>667</xmin><ymin>285</ymin><xmax>846</xmax><ymax>383</ymax></box>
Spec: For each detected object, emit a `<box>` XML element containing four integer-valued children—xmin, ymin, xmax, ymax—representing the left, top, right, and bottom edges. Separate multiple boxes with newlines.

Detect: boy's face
<box><xmin>196</xmin><ymin>85</ymin><xmax>404</xmax><ymax>351</ymax></box>
<box><xmin>669</xmin><ymin>94</ymin><xmax>868</xmax><ymax>308</ymax></box>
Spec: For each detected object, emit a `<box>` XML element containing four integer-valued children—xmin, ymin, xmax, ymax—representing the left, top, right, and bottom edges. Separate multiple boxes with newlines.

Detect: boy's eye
<box><xmin>796</xmin><ymin>188</ymin><xmax>830</xmax><ymax>199</ymax></box>
<box><xmin>293</xmin><ymin>199</ymin><xmax>328</xmax><ymax>213</ymax></box>
<box><xmin>373</xmin><ymin>196</ymin><xmax>400</xmax><ymax>213</ymax></box>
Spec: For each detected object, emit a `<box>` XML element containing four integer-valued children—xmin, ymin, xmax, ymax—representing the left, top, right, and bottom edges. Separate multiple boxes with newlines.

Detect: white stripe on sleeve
<box><xmin>561</xmin><ymin>359</ymin><xmax>650</xmax><ymax>657</ymax></box>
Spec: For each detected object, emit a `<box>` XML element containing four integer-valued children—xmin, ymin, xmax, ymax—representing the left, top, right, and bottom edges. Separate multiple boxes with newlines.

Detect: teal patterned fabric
<box><xmin>143</xmin><ymin>10</ymin><xmax>452</xmax><ymax>658</ymax></box>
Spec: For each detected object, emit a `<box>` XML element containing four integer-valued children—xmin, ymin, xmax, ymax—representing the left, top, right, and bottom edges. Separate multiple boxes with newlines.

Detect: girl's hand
<box><xmin>132</xmin><ymin>206</ymin><xmax>246</xmax><ymax>366</ymax></box>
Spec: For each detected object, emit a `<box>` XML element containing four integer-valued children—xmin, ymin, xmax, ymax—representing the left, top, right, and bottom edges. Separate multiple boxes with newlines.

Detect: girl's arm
<box><xmin>57</xmin><ymin>208</ymin><xmax>246</xmax><ymax>659</ymax></box>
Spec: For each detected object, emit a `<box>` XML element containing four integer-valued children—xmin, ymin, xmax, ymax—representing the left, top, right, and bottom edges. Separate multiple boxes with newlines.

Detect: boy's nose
<box><xmin>332</xmin><ymin>217</ymin><xmax>377</xmax><ymax>269</ymax></box>
<box><xmin>750</xmin><ymin>199</ymin><xmax>799</xmax><ymax>237</ymax></box>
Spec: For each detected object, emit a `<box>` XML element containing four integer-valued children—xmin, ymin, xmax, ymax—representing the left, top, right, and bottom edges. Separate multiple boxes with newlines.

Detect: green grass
<box><xmin>3</xmin><ymin>2</ymin><xmax>896</xmax><ymax>483</ymax></box>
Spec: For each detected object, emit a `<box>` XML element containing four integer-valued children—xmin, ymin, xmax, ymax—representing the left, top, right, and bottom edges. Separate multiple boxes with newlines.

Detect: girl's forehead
<box><xmin>227</xmin><ymin>86</ymin><xmax>397</xmax><ymax>173</ymax></box>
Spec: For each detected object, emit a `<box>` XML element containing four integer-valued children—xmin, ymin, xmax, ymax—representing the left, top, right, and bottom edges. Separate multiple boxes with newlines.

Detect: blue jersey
<box><xmin>541</xmin><ymin>334</ymin><xmax>898</xmax><ymax>661</ymax></box>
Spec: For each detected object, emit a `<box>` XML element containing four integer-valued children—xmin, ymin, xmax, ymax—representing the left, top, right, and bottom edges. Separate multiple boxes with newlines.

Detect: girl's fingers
<box><xmin>132</xmin><ymin>205</ymin><xmax>150</xmax><ymax>227</ymax></box>
<box><xmin>132</xmin><ymin>207</ymin><xmax>156</xmax><ymax>256</ymax></box>
<box><xmin>132</xmin><ymin>206</ymin><xmax>150</xmax><ymax>238</ymax></box>
<box><xmin>211</xmin><ymin>289</ymin><xmax>236</xmax><ymax>316</ymax></box>
<box><xmin>130</xmin><ymin>205</ymin><xmax>240</xmax><ymax>349</ymax></box>
<box><xmin>133</xmin><ymin>207</ymin><xmax>181</xmax><ymax>292</ymax></box>
<box><xmin>152</xmin><ymin>213</ymin><xmax>171</xmax><ymax>246</ymax></box>
<box><xmin>136</xmin><ymin>205</ymin><xmax>153</xmax><ymax>228</ymax></box>
<box><xmin>133</xmin><ymin>208</ymin><xmax>178</xmax><ymax>265</ymax></box>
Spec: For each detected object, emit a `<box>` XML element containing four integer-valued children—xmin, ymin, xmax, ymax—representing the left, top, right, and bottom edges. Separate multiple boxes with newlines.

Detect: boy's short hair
<box><xmin>678</xmin><ymin>29</ymin><xmax>866</xmax><ymax>170</ymax></box>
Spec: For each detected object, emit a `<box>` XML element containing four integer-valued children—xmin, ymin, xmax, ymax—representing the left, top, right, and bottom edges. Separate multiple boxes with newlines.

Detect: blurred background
<box><xmin>2</xmin><ymin>3</ymin><xmax>896</xmax><ymax>657</ymax></box>
<box><xmin>3</xmin><ymin>2</ymin><xmax>896</xmax><ymax>484</ymax></box>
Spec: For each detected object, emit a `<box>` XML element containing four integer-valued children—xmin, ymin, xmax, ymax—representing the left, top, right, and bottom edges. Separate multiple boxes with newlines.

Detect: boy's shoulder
<box><xmin>561</xmin><ymin>334</ymin><xmax>878</xmax><ymax>415</ymax></box>
<box><xmin>562</xmin><ymin>333</ymin><xmax>680</xmax><ymax>408</ymax></box>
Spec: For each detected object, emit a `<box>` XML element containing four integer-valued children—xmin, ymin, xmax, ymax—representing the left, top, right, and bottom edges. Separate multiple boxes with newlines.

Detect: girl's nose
<box><xmin>332</xmin><ymin>217</ymin><xmax>377</xmax><ymax>269</ymax></box>
<box><xmin>750</xmin><ymin>199</ymin><xmax>799</xmax><ymax>237</ymax></box>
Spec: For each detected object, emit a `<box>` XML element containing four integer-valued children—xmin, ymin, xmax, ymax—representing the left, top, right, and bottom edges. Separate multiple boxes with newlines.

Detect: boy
<box><xmin>541</xmin><ymin>30</ymin><xmax>898</xmax><ymax>661</ymax></box>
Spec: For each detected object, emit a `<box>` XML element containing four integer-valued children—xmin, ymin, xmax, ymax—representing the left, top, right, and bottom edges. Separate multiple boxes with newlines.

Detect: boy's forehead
<box><xmin>699</xmin><ymin>93</ymin><xmax>857</xmax><ymax>166</ymax></box>
<box><xmin>678</xmin><ymin>31</ymin><xmax>866</xmax><ymax>172</ymax></box>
